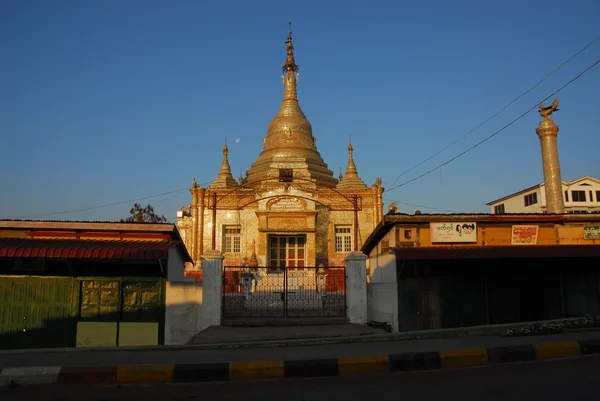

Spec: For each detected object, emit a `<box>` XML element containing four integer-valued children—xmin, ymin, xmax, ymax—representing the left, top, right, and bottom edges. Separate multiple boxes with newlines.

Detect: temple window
<box><xmin>223</xmin><ymin>226</ymin><xmax>241</xmax><ymax>253</ymax></box>
<box><xmin>335</xmin><ymin>225</ymin><xmax>352</xmax><ymax>253</ymax></box>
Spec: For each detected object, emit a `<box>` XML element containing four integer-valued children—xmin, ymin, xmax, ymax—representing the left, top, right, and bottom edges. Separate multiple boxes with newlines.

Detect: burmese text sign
<box><xmin>511</xmin><ymin>225</ymin><xmax>539</xmax><ymax>245</ymax></box>
<box><xmin>584</xmin><ymin>225</ymin><xmax>600</xmax><ymax>240</ymax></box>
<box><xmin>430</xmin><ymin>222</ymin><xmax>477</xmax><ymax>243</ymax></box>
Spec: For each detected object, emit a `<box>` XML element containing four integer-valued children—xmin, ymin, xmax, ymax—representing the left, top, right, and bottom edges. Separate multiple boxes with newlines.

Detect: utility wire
<box><xmin>19</xmin><ymin>179</ymin><xmax>214</xmax><ymax>219</ymax></box>
<box><xmin>386</xmin><ymin>58</ymin><xmax>600</xmax><ymax>193</ymax></box>
<box><xmin>383</xmin><ymin>197</ymin><xmax>459</xmax><ymax>213</ymax></box>
<box><xmin>389</xmin><ymin>34</ymin><xmax>600</xmax><ymax>187</ymax></box>
<box><xmin>20</xmin><ymin>188</ymin><xmax>189</xmax><ymax>219</ymax></box>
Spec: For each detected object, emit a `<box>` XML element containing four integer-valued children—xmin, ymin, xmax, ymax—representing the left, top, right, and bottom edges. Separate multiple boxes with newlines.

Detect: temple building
<box><xmin>177</xmin><ymin>27</ymin><xmax>384</xmax><ymax>273</ymax></box>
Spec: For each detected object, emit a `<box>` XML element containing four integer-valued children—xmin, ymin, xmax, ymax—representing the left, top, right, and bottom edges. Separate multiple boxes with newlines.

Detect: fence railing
<box><xmin>222</xmin><ymin>266</ymin><xmax>346</xmax><ymax>318</ymax></box>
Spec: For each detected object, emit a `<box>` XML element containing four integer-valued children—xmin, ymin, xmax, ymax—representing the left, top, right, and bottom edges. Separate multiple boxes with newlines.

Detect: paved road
<box><xmin>2</xmin><ymin>330</ymin><xmax>599</xmax><ymax>368</ymax></box>
<box><xmin>2</xmin><ymin>356</ymin><xmax>599</xmax><ymax>401</ymax></box>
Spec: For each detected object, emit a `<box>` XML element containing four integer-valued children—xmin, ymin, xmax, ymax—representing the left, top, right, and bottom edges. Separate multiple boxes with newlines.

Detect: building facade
<box><xmin>362</xmin><ymin>213</ymin><xmax>600</xmax><ymax>332</ymax></box>
<box><xmin>0</xmin><ymin>220</ymin><xmax>192</xmax><ymax>349</ymax></box>
<box><xmin>177</xmin><ymin>29</ymin><xmax>384</xmax><ymax>273</ymax></box>
<box><xmin>486</xmin><ymin>176</ymin><xmax>600</xmax><ymax>214</ymax></box>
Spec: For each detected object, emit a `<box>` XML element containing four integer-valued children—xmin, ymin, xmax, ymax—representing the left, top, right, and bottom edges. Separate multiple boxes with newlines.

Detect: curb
<box><xmin>1</xmin><ymin>339</ymin><xmax>599</xmax><ymax>387</ymax></box>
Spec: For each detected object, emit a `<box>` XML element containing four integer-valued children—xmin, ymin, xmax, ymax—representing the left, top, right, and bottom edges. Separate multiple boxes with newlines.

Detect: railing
<box><xmin>222</xmin><ymin>266</ymin><xmax>346</xmax><ymax>318</ymax></box>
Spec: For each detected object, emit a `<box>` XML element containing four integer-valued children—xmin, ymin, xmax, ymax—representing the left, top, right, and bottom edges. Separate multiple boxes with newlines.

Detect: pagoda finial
<box><xmin>337</xmin><ymin>138</ymin><xmax>367</xmax><ymax>190</ymax></box>
<box><xmin>282</xmin><ymin>21</ymin><xmax>299</xmax><ymax>100</ymax></box>
<box><xmin>209</xmin><ymin>142</ymin><xmax>238</xmax><ymax>189</ymax></box>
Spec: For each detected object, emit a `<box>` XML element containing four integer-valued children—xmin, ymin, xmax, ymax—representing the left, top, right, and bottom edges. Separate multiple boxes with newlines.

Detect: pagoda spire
<box><xmin>245</xmin><ymin>22</ymin><xmax>338</xmax><ymax>188</ymax></box>
<box><xmin>209</xmin><ymin>141</ymin><xmax>239</xmax><ymax>189</ymax></box>
<box><xmin>282</xmin><ymin>21</ymin><xmax>299</xmax><ymax>102</ymax></box>
<box><xmin>337</xmin><ymin>140</ymin><xmax>367</xmax><ymax>190</ymax></box>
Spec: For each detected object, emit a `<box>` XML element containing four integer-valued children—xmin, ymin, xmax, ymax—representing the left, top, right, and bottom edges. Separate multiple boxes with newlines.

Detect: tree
<box><xmin>121</xmin><ymin>203</ymin><xmax>168</xmax><ymax>223</ymax></box>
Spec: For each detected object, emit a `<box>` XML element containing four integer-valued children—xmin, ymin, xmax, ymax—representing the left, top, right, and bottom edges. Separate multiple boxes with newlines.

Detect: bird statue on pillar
<box><xmin>539</xmin><ymin>98</ymin><xmax>559</xmax><ymax>119</ymax></box>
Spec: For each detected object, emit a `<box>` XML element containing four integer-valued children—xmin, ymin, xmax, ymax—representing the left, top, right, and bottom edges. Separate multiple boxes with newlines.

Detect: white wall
<box><xmin>164</xmin><ymin>280</ymin><xmax>204</xmax><ymax>345</ymax></box>
<box><xmin>366</xmin><ymin>229</ymin><xmax>399</xmax><ymax>331</ymax></box>
<box><xmin>562</xmin><ymin>179</ymin><xmax>600</xmax><ymax>211</ymax></box>
<box><xmin>489</xmin><ymin>187</ymin><xmax>542</xmax><ymax>213</ymax></box>
<box><xmin>489</xmin><ymin>177</ymin><xmax>600</xmax><ymax>214</ymax></box>
<box><xmin>367</xmin><ymin>283</ymin><xmax>399</xmax><ymax>332</ymax></box>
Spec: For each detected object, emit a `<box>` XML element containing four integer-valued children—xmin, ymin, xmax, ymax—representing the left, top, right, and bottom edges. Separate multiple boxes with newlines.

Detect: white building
<box><xmin>486</xmin><ymin>176</ymin><xmax>600</xmax><ymax>214</ymax></box>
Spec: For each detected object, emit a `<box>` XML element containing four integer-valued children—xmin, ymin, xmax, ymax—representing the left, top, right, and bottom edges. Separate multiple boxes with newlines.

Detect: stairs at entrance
<box><xmin>186</xmin><ymin>321</ymin><xmax>384</xmax><ymax>345</ymax></box>
<box><xmin>220</xmin><ymin>317</ymin><xmax>350</xmax><ymax>327</ymax></box>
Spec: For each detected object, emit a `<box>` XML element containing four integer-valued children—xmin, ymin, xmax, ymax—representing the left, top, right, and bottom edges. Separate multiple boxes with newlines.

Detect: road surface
<box><xmin>1</xmin><ymin>355</ymin><xmax>598</xmax><ymax>401</ymax></box>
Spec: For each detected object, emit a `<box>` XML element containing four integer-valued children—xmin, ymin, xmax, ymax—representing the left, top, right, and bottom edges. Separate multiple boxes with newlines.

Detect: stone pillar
<box><xmin>345</xmin><ymin>251</ymin><xmax>368</xmax><ymax>324</ymax></box>
<box><xmin>190</xmin><ymin>186</ymin><xmax>199</xmax><ymax>263</ymax></box>
<box><xmin>536</xmin><ymin>101</ymin><xmax>565</xmax><ymax>214</ymax></box>
<box><xmin>201</xmin><ymin>250</ymin><xmax>223</xmax><ymax>327</ymax></box>
<box><xmin>197</xmin><ymin>188</ymin><xmax>206</xmax><ymax>260</ymax></box>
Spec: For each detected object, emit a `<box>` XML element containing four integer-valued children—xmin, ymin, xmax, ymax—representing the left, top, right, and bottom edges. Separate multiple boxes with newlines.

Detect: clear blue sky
<box><xmin>1</xmin><ymin>0</ymin><xmax>599</xmax><ymax>221</ymax></box>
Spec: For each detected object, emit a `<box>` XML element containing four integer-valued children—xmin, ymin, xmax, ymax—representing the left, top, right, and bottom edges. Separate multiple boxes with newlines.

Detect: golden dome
<box><xmin>246</xmin><ymin>24</ymin><xmax>337</xmax><ymax>187</ymax></box>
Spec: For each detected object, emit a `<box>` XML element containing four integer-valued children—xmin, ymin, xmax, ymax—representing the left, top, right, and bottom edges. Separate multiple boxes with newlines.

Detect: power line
<box><xmin>386</xmin><ymin>58</ymin><xmax>600</xmax><ymax>193</ymax></box>
<box><xmin>20</xmin><ymin>188</ymin><xmax>189</xmax><ymax>219</ymax></box>
<box><xmin>384</xmin><ymin>197</ymin><xmax>459</xmax><ymax>213</ymax></box>
<box><xmin>19</xmin><ymin>179</ymin><xmax>214</xmax><ymax>219</ymax></box>
<box><xmin>389</xmin><ymin>33</ymin><xmax>600</xmax><ymax>188</ymax></box>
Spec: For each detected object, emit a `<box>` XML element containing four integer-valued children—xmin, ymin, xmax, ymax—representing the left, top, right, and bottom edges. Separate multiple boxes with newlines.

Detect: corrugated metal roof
<box><xmin>0</xmin><ymin>238</ymin><xmax>181</xmax><ymax>260</ymax></box>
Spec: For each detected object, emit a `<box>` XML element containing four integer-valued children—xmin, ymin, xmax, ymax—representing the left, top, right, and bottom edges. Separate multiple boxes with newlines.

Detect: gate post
<box><xmin>345</xmin><ymin>251</ymin><xmax>368</xmax><ymax>324</ymax></box>
<box><xmin>201</xmin><ymin>250</ymin><xmax>223</xmax><ymax>327</ymax></box>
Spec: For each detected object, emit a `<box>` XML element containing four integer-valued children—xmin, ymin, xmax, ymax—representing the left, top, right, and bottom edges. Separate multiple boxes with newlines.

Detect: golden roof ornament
<box><xmin>245</xmin><ymin>22</ymin><xmax>337</xmax><ymax>187</ymax></box>
<box><xmin>209</xmin><ymin>141</ymin><xmax>239</xmax><ymax>189</ymax></box>
<box><xmin>337</xmin><ymin>139</ymin><xmax>367</xmax><ymax>190</ymax></box>
<box><xmin>539</xmin><ymin>98</ymin><xmax>559</xmax><ymax>120</ymax></box>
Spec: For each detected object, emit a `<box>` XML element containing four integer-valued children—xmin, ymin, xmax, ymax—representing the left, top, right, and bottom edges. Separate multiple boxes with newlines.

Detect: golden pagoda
<box><xmin>178</xmin><ymin>24</ymin><xmax>384</xmax><ymax>272</ymax></box>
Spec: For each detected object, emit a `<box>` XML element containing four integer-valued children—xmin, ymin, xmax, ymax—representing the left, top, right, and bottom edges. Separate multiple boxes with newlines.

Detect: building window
<box><xmin>335</xmin><ymin>225</ymin><xmax>353</xmax><ymax>253</ymax></box>
<box><xmin>279</xmin><ymin>168</ymin><xmax>293</xmax><ymax>182</ymax></box>
<box><xmin>223</xmin><ymin>226</ymin><xmax>241</xmax><ymax>253</ymax></box>
<box><xmin>269</xmin><ymin>235</ymin><xmax>305</xmax><ymax>271</ymax></box>
<box><xmin>524</xmin><ymin>192</ymin><xmax>538</xmax><ymax>207</ymax></box>
<box><xmin>564</xmin><ymin>191</ymin><xmax>569</xmax><ymax>202</ymax></box>
<box><xmin>493</xmin><ymin>204</ymin><xmax>505</xmax><ymax>214</ymax></box>
<box><xmin>572</xmin><ymin>190</ymin><xmax>586</xmax><ymax>202</ymax></box>
<box><xmin>596</xmin><ymin>191</ymin><xmax>600</xmax><ymax>202</ymax></box>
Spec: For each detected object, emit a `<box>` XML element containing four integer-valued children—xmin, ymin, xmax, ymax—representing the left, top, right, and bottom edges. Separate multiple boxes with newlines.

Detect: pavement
<box><xmin>1</xmin><ymin>324</ymin><xmax>599</xmax><ymax>388</ymax></box>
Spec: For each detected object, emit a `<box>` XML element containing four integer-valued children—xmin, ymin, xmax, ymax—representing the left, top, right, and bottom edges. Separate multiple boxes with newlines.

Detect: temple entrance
<box><xmin>222</xmin><ymin>234</ymin><xmax>346</xmax><ymax>318</ymax></box>
<box><xmin>269</xmin><ymin>235</ymin><xmax>306</xmax><ymax>270</ymax></box>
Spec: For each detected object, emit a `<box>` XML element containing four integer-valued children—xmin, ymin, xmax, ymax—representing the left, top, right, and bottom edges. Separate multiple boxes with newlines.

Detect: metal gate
<box><xmin>222</xmin><ymin>266</ymin><xmax>346</xmax><ymax>318</ymax></box>
<box><xmin>0</xmin><ymin>277</ymin><xmax>78</xmax><ymax>350</ymax></box>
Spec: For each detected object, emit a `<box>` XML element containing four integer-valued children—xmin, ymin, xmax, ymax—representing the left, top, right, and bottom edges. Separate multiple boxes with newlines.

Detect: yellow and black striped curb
<box><xmin>1</xmin><ymin>339</ymin><xmax>599</xmax><ymax>387</ymax></box>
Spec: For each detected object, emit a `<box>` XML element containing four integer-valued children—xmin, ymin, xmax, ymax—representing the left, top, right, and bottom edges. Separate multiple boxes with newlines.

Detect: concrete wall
<box><xmin>164</xmin><ymin>280</ymin><xmax>204</xmax><ymax>345</ymax></box>
<box><xmin>366</xmin><ymin>230</ymin><xmax>399</xmax><ymax>331</ymax></box>
<box><xmin>167</xmin><ymin>247</ymin><xmax>186</xmax><ymax>282</ymax></box>
<box><xmin>367</xmin><ymin>282</ymin><xmax>399</xmax><ymax>332</ymax></box>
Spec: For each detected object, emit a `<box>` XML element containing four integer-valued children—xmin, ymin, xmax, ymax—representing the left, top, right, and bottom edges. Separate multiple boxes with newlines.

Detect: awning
<box><xmin>0</xmin><ymin>238</ymin><xmax>180</xmax><ymax>260</ymax></box>
<box><xmin>394</xmin><ymin>245</ymin><xmax>600</xmax><ymax>260</ymax></box>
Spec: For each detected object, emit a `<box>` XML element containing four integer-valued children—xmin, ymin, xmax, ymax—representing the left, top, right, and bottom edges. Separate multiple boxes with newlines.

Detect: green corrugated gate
<box><xmin>0</xmin><ymin>277</ymin><xmax>78</xmax><ymax>350</ymax></box>
<box><xmin>0</xmin><ymin>276</ymin><xmax>166</xmax><ymax>350</ymax></box>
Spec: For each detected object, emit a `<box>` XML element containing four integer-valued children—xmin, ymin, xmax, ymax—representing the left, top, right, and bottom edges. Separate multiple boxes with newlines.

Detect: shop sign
<box><xmin>511</xmin><ymin>225</ymin><xmax>539</xmax><ymax>245</ymax></box>
<box><xmin>584</xmin><ymin>225</ymin><xmax>600</xmax><ymax>240</ymax></box>
<box><xmin>430</xmin><ymin>222</ymin><xmax>477</xmax><ymax>243</ymax></box>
